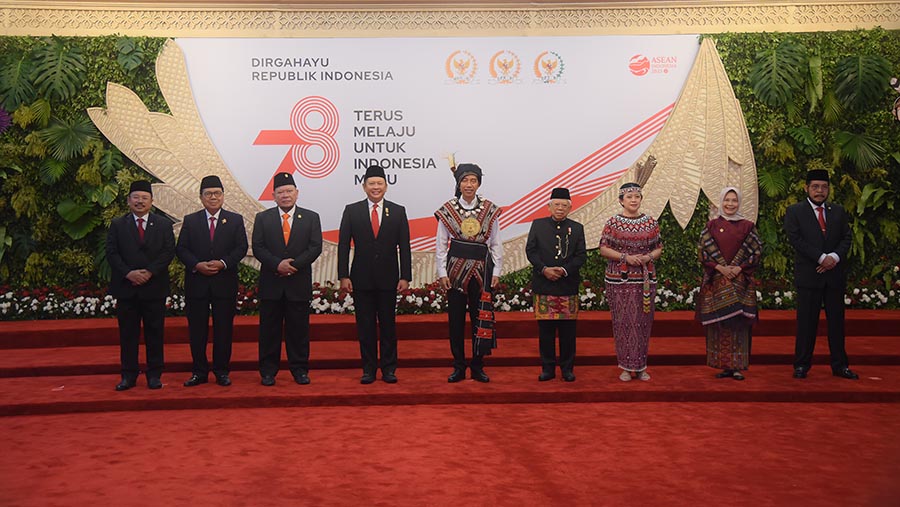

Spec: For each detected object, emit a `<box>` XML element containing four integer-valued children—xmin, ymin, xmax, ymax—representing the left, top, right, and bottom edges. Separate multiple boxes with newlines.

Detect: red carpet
<box><xmin>2</xmin><ymin>403</ymin><xmax>898</xmax><ymax>506</ymax></box>
<box><xmin>1</xmin><ymin>310</ymin><xmax>898</xmax><ymax>505</ymax></box>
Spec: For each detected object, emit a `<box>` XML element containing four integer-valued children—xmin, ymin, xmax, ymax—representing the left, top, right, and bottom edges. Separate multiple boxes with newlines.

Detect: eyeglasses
<box><xmin>202</xmin><ymin>191</ymin><xmax>224</xmax><ymax>198</ymax></box>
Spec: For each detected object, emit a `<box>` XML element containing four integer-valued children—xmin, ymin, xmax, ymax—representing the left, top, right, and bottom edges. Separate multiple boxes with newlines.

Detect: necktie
<box><xmin>209</xmin><ymin>216</ymin><xmax>216</xmax><ymax>242</ymax></box>
<box><xmin>282</xmin><ymin>213</ymin><xmax>290</xmax><ymax>244</ymax></box>
<box><xmin>371</xmin><ymin>203</ymin><xmax>380</xmax><ymax>237</ymax></box>
<box><xmin>136</xmin><ymin>217</ymin><xmax>145</xmax><ymax>242</ymax></box>
<box><xmin>816</xmin><ymin>206</ymin><xmax>826</xmax><ymax>234</ymax></box>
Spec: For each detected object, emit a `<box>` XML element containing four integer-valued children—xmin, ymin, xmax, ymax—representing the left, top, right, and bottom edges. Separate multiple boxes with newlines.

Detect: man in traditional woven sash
<box><xmin>525</xmin><ymin>187</ymin><xmax>587</xmax><ymax>382</ymax></box>
<box><xmin>435</xmin><ymin>163</ymin><xmax>503</xmax><ymax>383</ymax></box>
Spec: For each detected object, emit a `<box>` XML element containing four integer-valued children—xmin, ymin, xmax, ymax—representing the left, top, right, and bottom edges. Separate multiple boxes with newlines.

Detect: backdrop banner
<box><xmin>177</xmin><ymin>35</ymin><xmax>700</xmax><ymax>250</ymax></box>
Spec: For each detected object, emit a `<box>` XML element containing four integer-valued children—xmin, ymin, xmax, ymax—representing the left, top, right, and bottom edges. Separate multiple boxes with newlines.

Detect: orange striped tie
<box><xmin>282</xmin><ymin>213</ymin><xmax>290</xmax><ymax>244</ymax></box>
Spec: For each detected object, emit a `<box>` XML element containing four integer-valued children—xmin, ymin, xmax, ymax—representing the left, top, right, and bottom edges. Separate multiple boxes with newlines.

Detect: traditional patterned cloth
<box><xmin>435</xmin><ymin>196</ymin><xmax>502</xmax><ymax>291</ymax></box>
<box><xmin>696</xmin><ymin>216</ymin><xmax>761</xmax><ymax>370</ymax></box>
<box><xmin>534</xmin><ymin>294</ymin><xmax>579</xmax><ymax>320</ymax></box>
<box><xmin>435</xmin><ymin>195</ymin><xmax>502</xmax><ymax>356</ymax></box>
<box><xmin>599</xmin><ymin>213</ymin><xmax>661</xmax><ymax>372</ymax></box>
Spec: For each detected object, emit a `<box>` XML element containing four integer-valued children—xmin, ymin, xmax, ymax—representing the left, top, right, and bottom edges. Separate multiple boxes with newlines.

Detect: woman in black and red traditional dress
<box><xmin>696</xmin><ymin>187</ymin><xmax>761</xmax><ymax>380</ymax></box>
<box><xmin>599</xmin><ymin>182</ymin><xmax>663</xmax><ymax>382</ymax></box>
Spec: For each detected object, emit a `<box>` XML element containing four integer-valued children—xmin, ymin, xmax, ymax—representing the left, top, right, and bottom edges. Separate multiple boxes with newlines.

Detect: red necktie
<box><xmin>371</xmin><ymin>203</ymin><xmax>380</xmax><ymax>237</ymax></box>
<box><xmin>816</xmin><ymin>206</ymin><xmax>826</xmax><ymax>234</ymax></box>
<box><xmin>209</xmin><ymin>216</ymin><xmax>216</xmax><ymax>242</ymax></box>
<box><xmin>136</xmin><ymin>217</ymin><xmax>145</xmax><ymax>242</ymax></box>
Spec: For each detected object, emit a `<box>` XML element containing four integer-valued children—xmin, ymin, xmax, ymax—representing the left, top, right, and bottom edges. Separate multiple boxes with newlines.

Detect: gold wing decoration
<box><xmin>542</xmin><ymin>59</ymin><xmax>558</xmax><ymax>75</ymax></box>
<box><xmin>569</xmin><ymin>37</ymin><xmax>759</xmax><ymax>248</ymax></box>
<box><xmin>88</xmin><ymin>39</ymin><xmax>276</xmax><ymax>270</ymax></box>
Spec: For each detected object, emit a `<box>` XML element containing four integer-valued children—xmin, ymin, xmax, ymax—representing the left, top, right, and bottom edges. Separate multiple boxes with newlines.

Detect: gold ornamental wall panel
<box><xmin>1</xmin><ymin>2</ymin><xmax>899</xmax><ymax>37</ymax></box>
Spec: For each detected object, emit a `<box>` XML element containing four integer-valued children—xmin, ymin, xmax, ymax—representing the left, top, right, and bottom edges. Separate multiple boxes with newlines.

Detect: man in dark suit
<box><xmin>176</xmin><ymin>175</ymin><xmax>248</xmax><ymax>387</ymax></box>
<box><xmin>525</xmin><ymin>187</ymin><xmax>587</xmax><ymax>382</ymax></box>
<box><xmin>784</xmin><ymin>169</ymin><xmax>858</xmax><ymax>380</ymax></box>
<box><xmin>338</xmin><ymin>165</ymin><xmax>412</xmax><ymax>384</ymax></box>
<box><xmin>252</xmin><ymin>172</ymin><xmax>322</xmax><ymax>386</ymax></box>
<box><xmin>106</xmin><ymin>180</ymin><xmax>175</xmax><ymax>391</ymax></box>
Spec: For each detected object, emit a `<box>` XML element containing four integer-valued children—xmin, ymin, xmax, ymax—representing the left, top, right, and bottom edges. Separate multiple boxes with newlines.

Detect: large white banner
<box><xmin>177</xmin><ymin>36</ymin><xmax>699</xmax><ymax>249</ymax></box>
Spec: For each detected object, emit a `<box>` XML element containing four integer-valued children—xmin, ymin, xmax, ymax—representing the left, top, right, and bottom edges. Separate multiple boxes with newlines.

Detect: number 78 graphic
<box><xmin>253</xmin><ymin>96</ymin><xmax>341</xmax><ymax>199</ymax></box>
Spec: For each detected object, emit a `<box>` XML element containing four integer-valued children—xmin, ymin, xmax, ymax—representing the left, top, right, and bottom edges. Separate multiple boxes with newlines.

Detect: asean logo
<box><xmin>629</xmin><ymin>54</ymin><xmax>650</xmax><ymax>76</ymax></box>
<box><xmin>446</xmin><ymin>50</ymin><xmax>477</xmax><ymax>84</ymax></box>
<box><xmin>534</xmin><ymin>51</ymin><xmax>564</xmax><ymax>84</ymax></box>
<box><xmin>253</xmin><ymin>96</ymin><xmax>341</xmax><ymax>199</ymax></box>
<box><xmin>489</xmin><ymin>50</ymin><xmax>521</xmax><ymax>84</ymax></box>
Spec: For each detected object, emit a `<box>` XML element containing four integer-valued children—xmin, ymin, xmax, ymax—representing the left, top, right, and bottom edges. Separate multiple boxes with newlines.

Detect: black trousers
<box><xmin>185</xmin><ymin>295</ymin><xmax>236</xmax><ymax>377</ymax></box>
<box><xmin>538</xmin><ymin>319</ymin><xmax>577</xmax><ymax>373</ymax></box>
<box><xmin>353</xmin><ymin>288</ymin><xmax>399</xmax><ymax>375</ymax></box>
<box><xmin>258</xmin><ymin>297</ymin><xmax>310</xmax><ymax>377</ymax></box>
<box><xmin>794</xmin><ymin>285</ymin><xmax>849</xmax><ymax>371</ymax></box>
<box><xmin>116</xmin><ymin>297</ymin><xmax>165</xmax><ymax>381</ymax></box>
<box><xmin>447</xmin><ymin>278</ymin><xmax>485</xmax><ymax>371</ymax></box>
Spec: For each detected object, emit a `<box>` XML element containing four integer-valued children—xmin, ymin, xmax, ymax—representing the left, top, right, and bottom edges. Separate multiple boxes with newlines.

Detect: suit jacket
<box><xmin>525</xmin><ymin>217</ymin><xmax>587</xmax><ymax>296</ymax></box>
<box><xmin>252</xmin><ymin>205</ymin><xmax>322</xmax><ymax>301</ymax></box>
<box><xmin>106</xmin><ymin>212</ymin><xmax>176</xmax><ymax>300</ymax></box>
<box><xmin>176</xmin><ymin>208</ymin><xmax>248</xmax><ymax>299</ymax></box>
<box><xmin>784</xmin><ymin>199</ymin><xmax>852</xmax><ymax>289</ymax></box>
<box><xmin>337</xmin><ymin>199</ymin><xmax>412</xmax><ymax>291</ymax></box>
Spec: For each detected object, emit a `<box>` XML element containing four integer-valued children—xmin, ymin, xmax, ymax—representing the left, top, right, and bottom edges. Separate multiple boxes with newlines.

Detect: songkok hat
<box><xmin>129</xmin><ymin>180</ymin><xmax>152</xmax><ymax>195</ymax></box>
<box><xmin>806</xmin><ymin>169</ymin><xmax>830</xmax><ymax>183</ymax></box>
<box><xmin>550</xmin><ymin>187</ymin><xmax>571</xmax><ymax>200</ymax></box>
<box><xmin>200</xmin><ymin>175</ymin><xmax>223</xmax><ymax>192</ymax></box>
<box><xmin>273</xmin><ymin>171</ymin><xmax>296</xmax><ymax>189</ymax></box>
<box><xmin>364</xmin><ymin>164</ymin><xmax>386</xmax><ymax>181</ymax></box>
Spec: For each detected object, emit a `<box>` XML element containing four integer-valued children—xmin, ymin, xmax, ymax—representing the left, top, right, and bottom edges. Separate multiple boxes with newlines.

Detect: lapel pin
<box><xmin>221</xmin><ymin>218</ymin><xmax>227</xmax><ymax>224</ymax></box>
<box><xmin>296</xmin><ymin>213</ymin><xmax>302</xmax><ymax>219</ymax></box>
<box><xmin>385</xmin><ymin>207</ymin><xmax>390</xmax><ymax>217</ymax></box>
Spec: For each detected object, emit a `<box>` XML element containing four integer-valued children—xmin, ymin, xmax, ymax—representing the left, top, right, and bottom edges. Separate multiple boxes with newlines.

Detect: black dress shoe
<box><xmin>538</xmin><ymin>371</ymin><xmax>555</xmax><ymax>381</ymax></box>
<box><xmin>294</xmin><ymin>373</ymin><xmax>311</xmax><ymax>385</ymax></box>
<box><xmin>447</xmin><ymin>369</ymin><xmax>466</xmax><ymax>383</ymax></box>
<box><xmin>716</xmin><ymin>369</ymin><xmax>735</xmax><ymax>379</ymax></box>
<box><xmin>261</xmin><ymin>375</ymin><xmax>276</xmax><ymax>386</ymax></box>
<box><xmin>562</xmin><ymin>371</ymin><xmax>576</xmax><ymax>382</ymax></box>
<box><xmin>382</xmin><ymin>372</ymin><xmax>398</xmax><ymax>384</ymax></box>
<box><xmin>833</xmin><ymin>367</ymin><xmax>859</xmax><ymax>380</ymax></box>
<box><xmin>360</xmin><ymin>373</ymin><xmax>376</xmax><ymax>384</ymax></box>
<box><xmin>793</xmin><ymin>367</ymin><xmax>808</xmax><ymax>379</ymax></box>
<box><xmin>183</xmin><ymin>374</ymin><xmax>208</xmax><ymax>387</ymax></box>
<box><xmin>115</xmin><ymin>378</ymin><xmax>136</xmax><ymax>391</ymax></box>
<box><xmin>471</xmin><ymin>369</ymin><xmax>490</xmax><ymax>383</ymax></box>
<box><xmin>732</xmin><ymin>371</ymin><xmax>745</xmax><ymax>381</ymax></box>
<box><xmin>147</xmin><ymin>378</ymin><xmax>163</xmax><ymax>389</ymax></box>
<box><xmin>215</xmin><ymin>374</ymin><xmax>232</xmax><ymax>386</ymax></box>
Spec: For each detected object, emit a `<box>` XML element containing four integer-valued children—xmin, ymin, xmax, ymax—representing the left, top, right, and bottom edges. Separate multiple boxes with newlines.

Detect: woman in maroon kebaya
<box><xmin>696</xmin><ymin>187</ymin><xmax>762</xmax><ymax>380</ymax></box>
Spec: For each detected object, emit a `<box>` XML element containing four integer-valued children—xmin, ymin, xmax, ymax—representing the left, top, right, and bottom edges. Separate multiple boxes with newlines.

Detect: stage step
<box><xmin>2</xmin><ymin>365</ymin><xmax>898</xmax><ymax>416</ymax></box>
<box><xmin>2</xmin><ymin>310</ymin><xmax>899</xmax><ymax>348</ymax></box>
<box><xmin>1</xmin><ymin>336</ymin><xmax>898</xmax><ymax>378</ymax></box>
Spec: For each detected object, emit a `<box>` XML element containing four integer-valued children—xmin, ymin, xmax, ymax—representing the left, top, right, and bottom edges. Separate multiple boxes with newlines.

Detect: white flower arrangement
<box><xmin>1</xmin><ymin>274</ymin><xmax>899</xmax><ymax>320</ymax></box>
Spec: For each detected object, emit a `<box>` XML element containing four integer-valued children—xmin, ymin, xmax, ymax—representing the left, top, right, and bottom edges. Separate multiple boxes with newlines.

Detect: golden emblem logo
<box><xmin>445</xmin><ymin>50</ymin><xmax>477</xmax><ymax>84</ymax></box>
<box><xmin>489</xmin><ymin>50</ymin><xmax>521</xmax><ymax>84</ymax></box>
<box><xmin>533</xmin><ymin>51</ymin><xmax>565</xmax><ymax>84</ymax></box>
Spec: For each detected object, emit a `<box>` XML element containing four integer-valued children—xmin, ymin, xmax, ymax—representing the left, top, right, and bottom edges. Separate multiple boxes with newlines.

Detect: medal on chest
<box><xmin>461</xmin><ymin>217</ymin><xmax>481</xmax><ymax>238</ymax></box>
